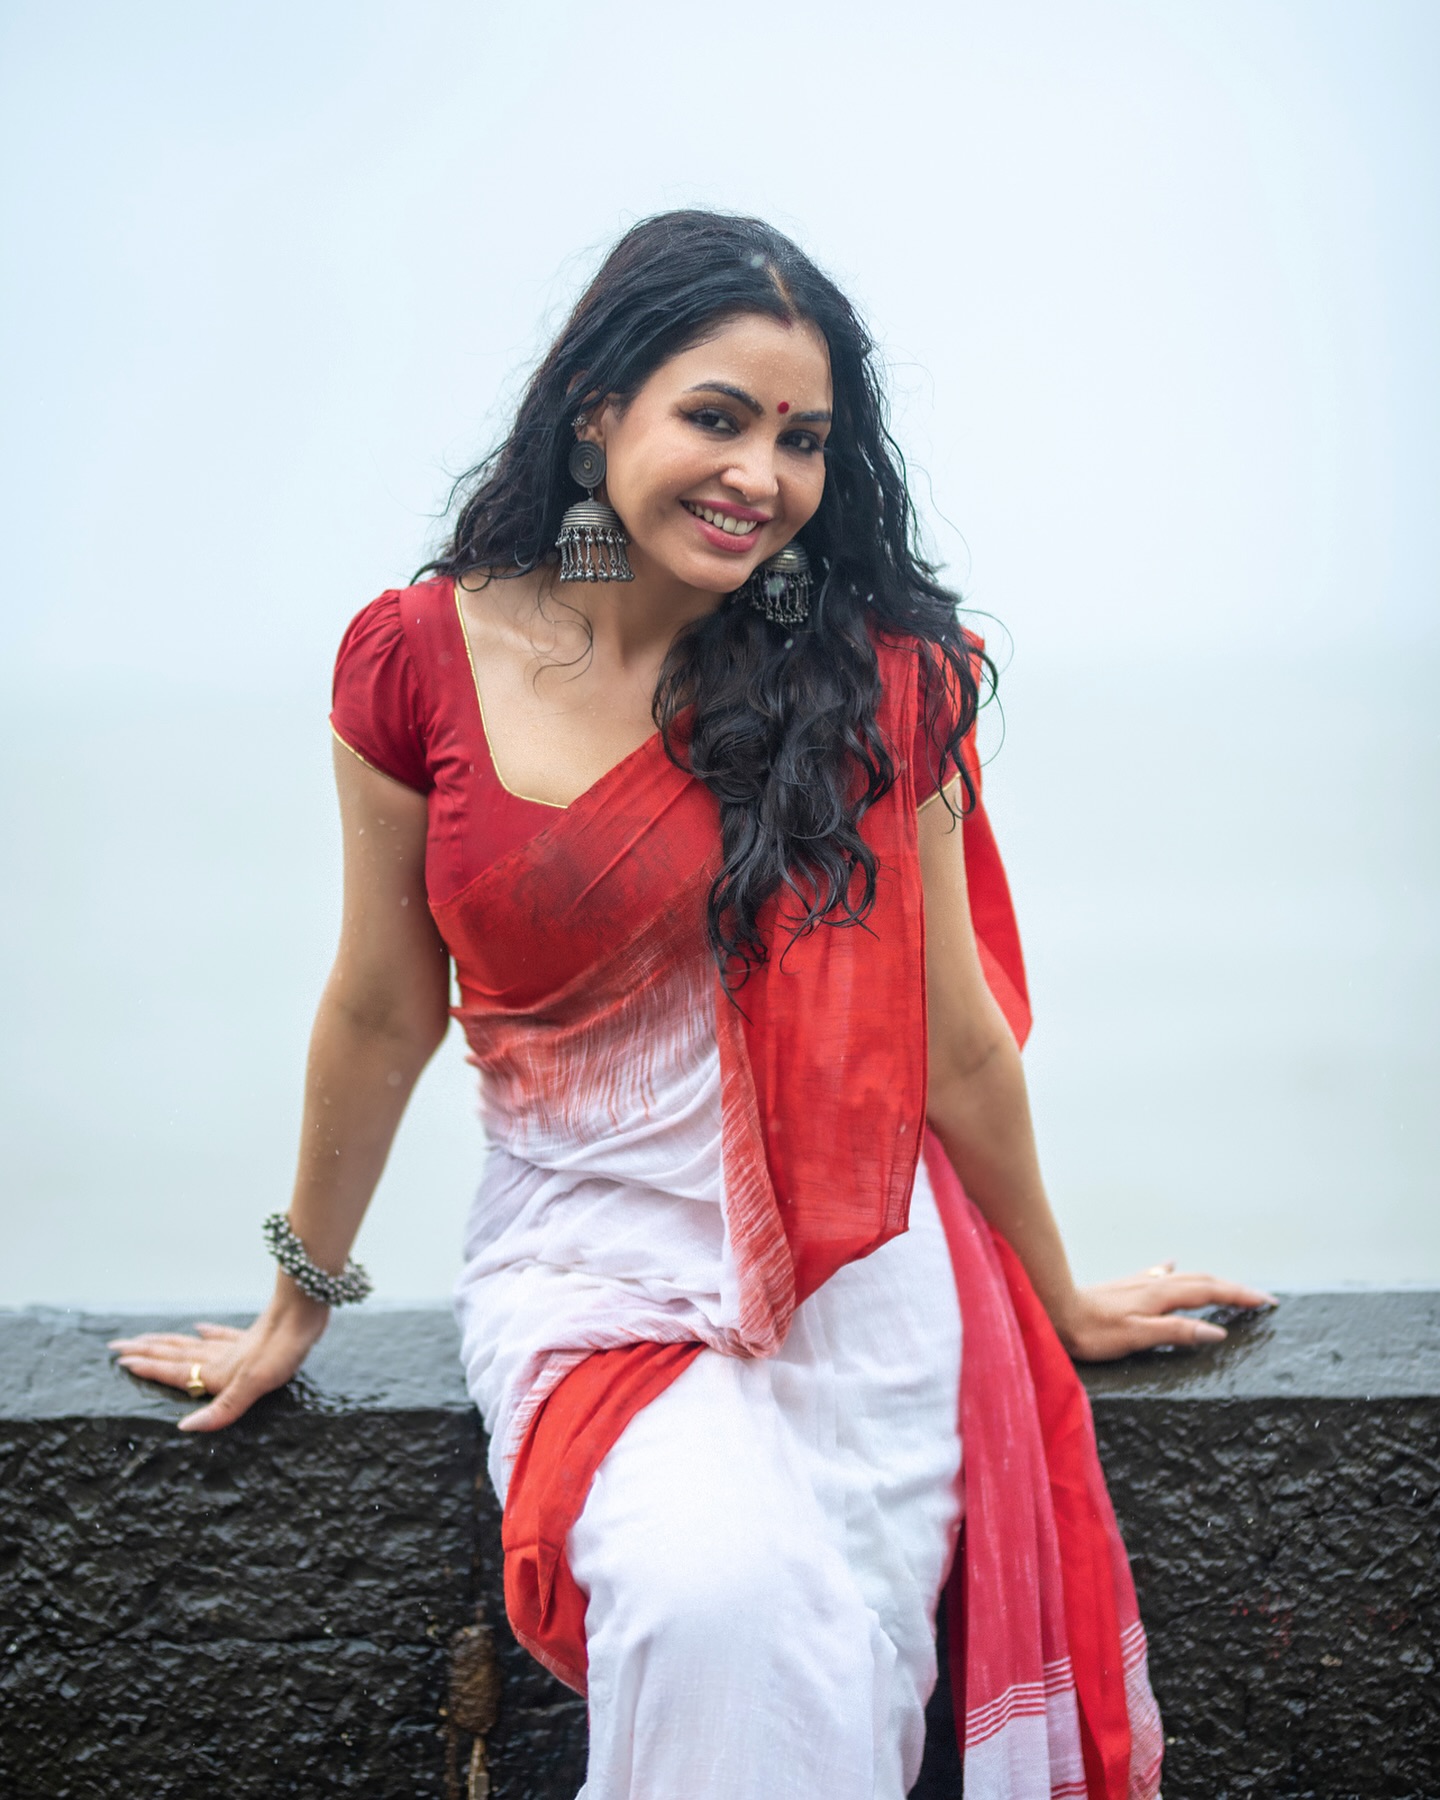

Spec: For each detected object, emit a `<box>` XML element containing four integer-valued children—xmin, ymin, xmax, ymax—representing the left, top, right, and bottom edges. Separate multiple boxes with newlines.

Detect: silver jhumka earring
<box><xmin>737</xmin><ymin>542</ymin><xmax>813</xmax><ymax>626</ymax></box>
<box><xmin>555</xmin><ymin>424</ymin><xmax>634</xmax><ymax>582</ymax></box>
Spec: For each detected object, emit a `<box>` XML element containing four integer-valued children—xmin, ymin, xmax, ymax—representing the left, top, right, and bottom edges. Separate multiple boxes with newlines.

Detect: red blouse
<box><xmin>330</xmin><ymin>577</ymin><xmax>959</xmax><ymax>906</ymax></box>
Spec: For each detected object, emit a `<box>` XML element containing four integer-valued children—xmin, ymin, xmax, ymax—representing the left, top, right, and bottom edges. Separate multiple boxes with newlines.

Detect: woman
<box><xmin>108</xmin><ymin>211</ymin><xmax>1272</xmax><ymax>1800</ymax></box>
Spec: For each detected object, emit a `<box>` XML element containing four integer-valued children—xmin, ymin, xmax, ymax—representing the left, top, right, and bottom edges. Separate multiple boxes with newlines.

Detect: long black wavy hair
<box><xmin>424</xmin><ymin>210</ymin><xmax>992</xmax><ymax>986</ymax></box>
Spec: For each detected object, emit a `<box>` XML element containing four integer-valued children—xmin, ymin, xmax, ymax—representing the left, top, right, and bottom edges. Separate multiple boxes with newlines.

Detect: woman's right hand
<box><xmin>107</xmin><ymin>1286</ymin><xmax>330</xmax><ymax>1432</ymax></box>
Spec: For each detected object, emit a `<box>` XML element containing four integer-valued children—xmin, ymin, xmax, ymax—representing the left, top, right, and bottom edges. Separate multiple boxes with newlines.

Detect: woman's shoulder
<box><xmin>337</xmin><ymin>574</ymin><xmax>456</xmax><ymax>658</ymax></box>
<box><xmin>335</xmin><ymin>586</ymin><xmax>405</xmax><ymax>667</ymax></box>
<box><xmin>865</xmin><ymin>624</ymin><xmax>986</xmax><ymax>805</ymax></box>
<box><xmin>330</xmin><ymin>577</ymin><xmax>457</xmax><ymax>793</ymax></box>
<box><xmin>334</xmin><ymin>576</ymin><xmax>473</xmax><ymax>709</ymax></box>
<box><xmin>868</xmin><ymin>625</ymin><xmax>952</xmax><ymax>711</ymax></box>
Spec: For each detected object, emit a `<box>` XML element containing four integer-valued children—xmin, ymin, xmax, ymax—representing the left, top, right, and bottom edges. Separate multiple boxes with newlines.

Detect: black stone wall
<box><xmin>1</xmin><ymin>1295</ymin><xmax>1436</xmax><ymax>1799</ymax></box>
<box><xmin>1082</xmin><ymin>1294</ymin><xmax>1440</xmax><ymax>1800</ymax></box>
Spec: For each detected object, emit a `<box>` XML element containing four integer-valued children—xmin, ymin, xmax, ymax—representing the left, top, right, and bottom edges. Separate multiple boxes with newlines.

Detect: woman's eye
<box><xmin>784</xmin><ymin>431</ymin><xmax>825</xmax><ymax>455</ymax></box>
<box><xmin>687</xmin><ymin>407</ymin><xmax>738</xmax><ymax>434</ymax></box>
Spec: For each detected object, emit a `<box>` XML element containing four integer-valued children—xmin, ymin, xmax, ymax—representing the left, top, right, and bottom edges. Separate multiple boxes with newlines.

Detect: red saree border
<box><xmin>501</xmin><ymin>1341</ymin><xmax>704</xmax><ymax>1693</ymax></box>
<box><xmin>927</xmin><ymin>1131</ymin><xmax>1160</xmax><ymax>1800</ymax></box>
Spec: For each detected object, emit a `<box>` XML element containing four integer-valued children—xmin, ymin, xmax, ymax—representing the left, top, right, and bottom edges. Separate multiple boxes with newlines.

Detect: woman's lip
<box><xmin>683</xmin><ymin>504</ymin><xmax>764</xmax><ymax>553</ymax></box>
<box><xmin>683</xmin><ymin>498</ymin><xmax>771</xmax><ymax>525</ymax></box>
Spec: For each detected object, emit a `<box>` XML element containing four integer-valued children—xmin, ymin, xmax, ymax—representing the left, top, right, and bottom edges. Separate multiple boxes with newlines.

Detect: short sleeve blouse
<box><xmin>329</xmin><ymin>591</ymin><xmax>430</xmax><ymax>792</ymax></box>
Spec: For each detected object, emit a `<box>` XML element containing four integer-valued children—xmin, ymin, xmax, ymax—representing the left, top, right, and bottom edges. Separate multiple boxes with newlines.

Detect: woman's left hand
<box><xmin>1052</xmin><ymin>1262</ymin><xmax>1278</xmax><ymax>1362</ymax></box>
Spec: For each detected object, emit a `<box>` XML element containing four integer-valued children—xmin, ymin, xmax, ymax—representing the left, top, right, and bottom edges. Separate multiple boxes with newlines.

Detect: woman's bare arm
<box><xmin>918</xmin><ymin>782</ymin><xmax>1274</xmax><ymax>1359</ymax></box>
<box><xmin>109</xmin><ymin>743</ymin><xmax>450</xmax><ymax>1427</ymax></box>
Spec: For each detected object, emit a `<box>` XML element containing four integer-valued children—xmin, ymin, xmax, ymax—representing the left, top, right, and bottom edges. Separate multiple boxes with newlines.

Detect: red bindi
<box><xmin>776</xmin><ymin>401</ymin><xmax>790</xmax><ymax>414</ymax></box>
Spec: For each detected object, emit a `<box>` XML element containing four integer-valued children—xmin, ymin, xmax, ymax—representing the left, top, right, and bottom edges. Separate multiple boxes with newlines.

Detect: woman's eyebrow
<box><xmin>685</xmin><ymin>381</ymin><xmax>763</xmax><ymax>414</ymax></box>
<box><xmin>684</xmin><ymin>382</ymin><xmax>832</xmax><ymax>425</ymax></box>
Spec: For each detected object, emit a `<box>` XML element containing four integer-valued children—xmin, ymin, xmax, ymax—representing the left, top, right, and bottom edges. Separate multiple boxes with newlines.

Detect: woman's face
<box><xmin>586</xmin><ymin>311</ymin><xmax>833</xmax><ymax>594</ymax></box>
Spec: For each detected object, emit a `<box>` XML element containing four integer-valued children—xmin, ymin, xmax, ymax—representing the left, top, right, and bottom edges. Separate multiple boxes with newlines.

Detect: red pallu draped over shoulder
<box><xmin>433</xmin><ymin>631</ymin><xmax>1161</xmax><ymax>1799</ymax></box>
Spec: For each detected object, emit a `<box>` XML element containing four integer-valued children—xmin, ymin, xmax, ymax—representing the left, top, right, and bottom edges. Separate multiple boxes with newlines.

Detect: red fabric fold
<box><xmin>502</xmin><ymin>1342</ymin><xmax>704</xmax><ymax>1694</ymax></box>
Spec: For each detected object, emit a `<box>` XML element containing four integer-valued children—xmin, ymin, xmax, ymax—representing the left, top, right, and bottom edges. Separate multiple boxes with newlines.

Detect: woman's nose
<box><xmin>722</xmin><ymin>450</ymin><xmax>780</xmax><ymax>505</ymax></box>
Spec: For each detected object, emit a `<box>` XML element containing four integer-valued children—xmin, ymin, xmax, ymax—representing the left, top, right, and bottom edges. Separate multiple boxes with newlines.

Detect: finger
<box><xmin>1126</xmin><ymin>1313</ymin><xmax>1228</xmax><ymax>1350</ymax></box>
<box><xmin>178</xmin><ymin>1370</ymin><xmax>267</xmax><ymax>1434</ymax></box>
<box><xmin>193</xmin><ymin>1323</ymin><xmax>247</xmax><ymax>1340</ymax></box>
<box><xmin>115</xmin><ymin>1354</ymin><xmax>205</xmax><ymax>1390</ymax></box>
<box><xmin>107</xmin><ymin>1332</ymin><xmax>205</xmax><ymax>1353</ymax></box>
<box><xmin>1140</xmin><ymin>1261</ymin><xmax>1176</xmax><ymax>1279</ymax></box>
<box><xmin>1148</xmin><ymin>1275</ymin><xmax>1279</xmax><ymax>1311</ymax></box>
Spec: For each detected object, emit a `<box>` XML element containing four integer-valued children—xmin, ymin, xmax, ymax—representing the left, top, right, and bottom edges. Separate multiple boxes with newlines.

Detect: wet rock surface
<box><xmin>1</xmin><ymin>1295</ymin><xmax>1436</xmax><ymax>1798</ymax></box>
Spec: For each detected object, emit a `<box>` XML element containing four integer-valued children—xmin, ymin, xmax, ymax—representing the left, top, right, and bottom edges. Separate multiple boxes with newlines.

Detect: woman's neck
<box><xmin>542</xmin><ymin>548</ymin><xmax>729</xmax><ymax>672</ymax></box>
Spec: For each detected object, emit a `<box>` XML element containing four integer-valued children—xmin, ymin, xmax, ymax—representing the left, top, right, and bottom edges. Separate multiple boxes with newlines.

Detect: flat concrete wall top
<box><xmin>0</xmin><ymin>1305</ymin><xmax>472</xmax><ymax>1420</ymax></box>
<box><xmin>6</xmin><ymin>1290</ymin><xmax>1437</xmax><ymax>1422</ymax></box>
<box><xmin>1080</xmin><ymin>1289</ymin><xmax>1440</xmax><ymax>1399</ymax></box>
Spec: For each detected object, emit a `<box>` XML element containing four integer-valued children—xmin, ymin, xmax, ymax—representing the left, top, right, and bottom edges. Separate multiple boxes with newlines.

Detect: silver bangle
<box><xmin>262</xmin><ymin>1213</ymin><xmax>372</xmax><ymax>1306</ymax></box>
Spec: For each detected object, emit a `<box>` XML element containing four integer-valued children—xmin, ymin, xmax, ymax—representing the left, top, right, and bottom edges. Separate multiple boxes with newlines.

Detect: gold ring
<box><xmin>1144</xmin><ymin>1264</ymin><xmax>1169</xmax><ymax>1279</ymax></box>
<box><xmin>185</xmin><ymin>1362</ymin><xmax>207</xmax><ymax>1399</ymax></box>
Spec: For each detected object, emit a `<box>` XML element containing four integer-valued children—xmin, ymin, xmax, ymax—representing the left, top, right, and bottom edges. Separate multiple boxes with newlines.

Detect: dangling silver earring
<box><xmin>736</xmin><ymin>542</ymin><xmax>813</xmax><ymax>625</ymax></box>
<box><xmin>555</xmin><ymin>423</ymin><xmax>634</xmax><ymax>582</ymax></box>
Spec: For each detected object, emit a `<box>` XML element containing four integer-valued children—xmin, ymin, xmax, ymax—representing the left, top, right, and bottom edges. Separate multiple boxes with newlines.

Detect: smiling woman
<box><xmin>108</xmin><ymin>210</ymin><xmax>1272</xmax><ymax>1800</ymax></box>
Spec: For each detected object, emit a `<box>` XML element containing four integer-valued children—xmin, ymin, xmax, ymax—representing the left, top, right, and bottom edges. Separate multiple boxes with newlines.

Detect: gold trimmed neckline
<box><xmin>452</xmin><ymin>580</ymin><xmax>567</xmax><ymax>810</ymax></box>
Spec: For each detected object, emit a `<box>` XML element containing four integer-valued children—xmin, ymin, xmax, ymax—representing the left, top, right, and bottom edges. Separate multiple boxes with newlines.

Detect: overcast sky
<box><xmin>2</xmin><ymin>0</ymin><xmax>1435</xmax><ymax>691</ymax></box>
<box><xmin>2</xmin><ymin>2</ymin><xmax>1436</xmax><ymax>1305</ymax></box>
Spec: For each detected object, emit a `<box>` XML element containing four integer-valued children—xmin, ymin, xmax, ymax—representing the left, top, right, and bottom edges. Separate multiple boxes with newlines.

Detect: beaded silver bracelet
<box><xmin>262</xmin><ymin>1212</ymin><xmax>373</xmax><ymax>1306</ymax></box>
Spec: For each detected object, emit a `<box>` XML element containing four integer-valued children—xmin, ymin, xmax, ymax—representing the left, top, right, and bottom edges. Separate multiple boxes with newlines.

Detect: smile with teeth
<box><xmin>683</xmin><ymin>501</ymin><xmax>763</xmax><ymax>537</ymax></box>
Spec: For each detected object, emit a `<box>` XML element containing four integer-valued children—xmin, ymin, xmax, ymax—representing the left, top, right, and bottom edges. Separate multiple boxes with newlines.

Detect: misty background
<box><xmin>2</xmin><ymin>1</ymin><xmax>1436</xmax><ymax>1309</ymax></box>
